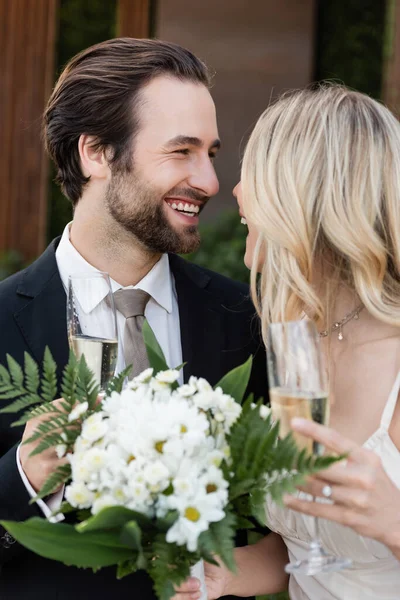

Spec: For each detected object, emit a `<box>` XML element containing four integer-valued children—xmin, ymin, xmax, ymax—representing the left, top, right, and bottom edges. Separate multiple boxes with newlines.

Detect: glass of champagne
<box><xmin>67</xmin><ymin>273</ymin><xmax>118</xmax><ymax>395</ymax></box>
<box><xmin>267</xmin><ymin>319</ymin><xmax>352</xmax><ymax>575</ymax></box>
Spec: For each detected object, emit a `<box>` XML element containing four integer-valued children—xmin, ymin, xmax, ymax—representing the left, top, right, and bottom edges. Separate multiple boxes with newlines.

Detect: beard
<box><xmin>105</xmin><ymin>168</ymin><xmax>206</xmax><ymax>255</ymax></box>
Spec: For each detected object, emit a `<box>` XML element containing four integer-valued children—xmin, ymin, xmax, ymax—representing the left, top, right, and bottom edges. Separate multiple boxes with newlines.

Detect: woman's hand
<box><xmin>172</xmin><ymin>558</ymin><xmax>229</xmax><ymax>600</ymax></box>
<box><xmin>283</xmin><ymin>418</ymin><xmax>400</xmax><ymax>555</ymax></box>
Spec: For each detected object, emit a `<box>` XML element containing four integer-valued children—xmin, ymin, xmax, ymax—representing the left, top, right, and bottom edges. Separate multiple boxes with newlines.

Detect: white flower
<box><xmin>196</xmin><ymin>378</ymin><xmax>213</xmax><ymax>393</ymax></box>
<box><xmin>81</xmin><ymin>414</ymin><xmax>108</xmax><ymax>443</ymax></box>
<box><xmin>91</xmin><ymin>494</ymin><xmax>116</xmax><ymax>515</ymax></box>
<box><xmin>166</xmin><ymin>494</ymin><xmax>226</xmax><ymax>552</ymax></box>
<box><xmin>259</xmin><ymin>405</ymin><xmax>271</xmax><ymax>420</ymax></box>
<box><xmin>176</xmin><ymin>383</ymin><xmax>197</xmax><ymax>398</ymax></box>
<box><xmin>65</xmin><ymin>482</ymin><xmax>95</xmax><ymax>508</ymax></box>
<box><xmin>55</xmin><ymin>432</ymin><xmax>68</xmax><ymax>458</ymax></box>
<box><xmin>142</xmin><ymin>460</ymin><xmax>170</xmax><ymax>487</ymax></box>
<box><xmin>82</xmin><ymin>447</ymin><xmax>108</xmax><ymax>472</ymax></box>
<box><xmin>132</xmin><ymin>368</ymin><xmax>154</xmax><ymax>384</ymax></box>
<box><xmin>156</xmin><ymin>370</ymin><xmax>180</xmax><ymax>384</ymax></box>
<box><xmin>68</xmin><ymin>401</ymin><xmax>89</xmax><ymax>422</ymax></box>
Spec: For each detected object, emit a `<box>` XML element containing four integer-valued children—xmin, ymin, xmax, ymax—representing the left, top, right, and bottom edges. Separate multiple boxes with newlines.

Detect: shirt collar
<box><xmin>55</xmin><ymin>223</ymin><xmax>173</xmax><ymax>314</ymax></box>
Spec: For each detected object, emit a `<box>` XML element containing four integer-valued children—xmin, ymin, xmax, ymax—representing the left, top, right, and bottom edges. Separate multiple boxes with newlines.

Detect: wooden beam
<box><xmin>383</xmin><ymin>0</ymin><xmax>400</xmax><ymax>116</ymax></box>
<box><xmin>0</xmin><ymin>0</ymin><xmax>58</xmax><ymax>261</ymax></box>
<box><xmin>117</xmin><ymin>0</ymin><xmax>151</xmax><ymax>38</ymax></box>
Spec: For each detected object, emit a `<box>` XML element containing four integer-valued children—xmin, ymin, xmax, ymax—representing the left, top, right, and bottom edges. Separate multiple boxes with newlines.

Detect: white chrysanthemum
<box><xmin>82</xmin><ymin>447</ymin><xmax>108</xmax><ymax>472</ymax></box>
<box><xmin>81</xmin><ymin>413</ymin><xmax>108</xmax><ymax>443</ymax></box>
<box><xmin>131</xmin><ymin>368</ymin><xmax>154</xmax><ymax>385</ymax></box>
<box><xmin>142</xmin><ymin>460</ymin><xmax>170</xmax><ymax>487</ymax></box>
<box><xmin>55</xmin><ymin>431</ymin><xmax>68</xmax><ymax>459</ymax></box>
<box><xmin>65</xmin><ymin>482</ymin><xmax>95</xmax><ymax>508</ymax></box>
<box><xmin>68</xmin><ymin>401</ymin><xmax>89</xmax><ymax>422</ymax></box>
<box><xmin>259</xmin><ymin>405</ymin><xmax>271</xmax><ymax>420</ymax></box>
<box><xmin>91</xmin><ymin>494</ymin><xmax>116</xmax><ymax>515</ymax></box>
<box><xmin>166</xmin><ymin>493</ymin><xmax>226</xmax><ymax>552</ymax></box>
<box><xmin>176</xmin><ymin>383</ymin><xmax>197</xmax><ymax>398</ymax></box>
<box><xmin>156</xmin><ymin>369</ymin><xmax>180</xmax><ymax>384</ymax></box>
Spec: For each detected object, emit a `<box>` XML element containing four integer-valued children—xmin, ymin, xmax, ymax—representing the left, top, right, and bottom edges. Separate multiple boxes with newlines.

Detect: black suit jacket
<box><xmin>0</xmin><ymin>238</ymin><xmax>267</xmax><ymax>599</ymax></box>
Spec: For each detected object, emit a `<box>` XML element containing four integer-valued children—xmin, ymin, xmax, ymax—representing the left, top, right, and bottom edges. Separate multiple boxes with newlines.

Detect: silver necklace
<box><xmin>319</xmin><ymin>304</ymin><xmax>364</xmax><ymax>341</ymax></box>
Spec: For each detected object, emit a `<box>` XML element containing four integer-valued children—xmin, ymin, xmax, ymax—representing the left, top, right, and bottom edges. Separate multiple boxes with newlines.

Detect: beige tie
<box><xmin>113</xmin><ymin>289</ymin><xmax>151</xmax><ymax>379</ymax></box>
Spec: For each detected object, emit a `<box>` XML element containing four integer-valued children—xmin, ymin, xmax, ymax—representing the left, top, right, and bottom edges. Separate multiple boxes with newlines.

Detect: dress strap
<box><xmin>381</xmin><ymin>371</ymin><xmax>400</xmax><ymax>430</ymax></box>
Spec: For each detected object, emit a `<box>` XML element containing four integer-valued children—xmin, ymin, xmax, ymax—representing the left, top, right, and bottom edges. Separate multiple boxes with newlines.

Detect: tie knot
<box><xmin>113</xmin><ymin>289</ymin><xmax>151</xmax><ymax>319</ymax></box>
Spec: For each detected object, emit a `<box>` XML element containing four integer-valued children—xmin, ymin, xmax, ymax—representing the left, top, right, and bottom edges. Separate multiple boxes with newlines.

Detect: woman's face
<box><xmin>233</xmin><ymin>181</ymin><xmax>261</xmax><ymax>271</ymax></box>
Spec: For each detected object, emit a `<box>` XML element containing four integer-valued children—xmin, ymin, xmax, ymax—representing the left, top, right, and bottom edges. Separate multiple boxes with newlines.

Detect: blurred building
<box><xmin>0</xmin><ymin>0</ymin><xmax>396</xmax><ymax>262</ymax></box>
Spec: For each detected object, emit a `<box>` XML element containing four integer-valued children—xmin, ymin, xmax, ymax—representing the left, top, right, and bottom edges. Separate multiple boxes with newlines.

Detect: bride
<box><xmin>174</xmin><ymin>83</ymin><xmax>400</xmax><ymax>600</ymax></box>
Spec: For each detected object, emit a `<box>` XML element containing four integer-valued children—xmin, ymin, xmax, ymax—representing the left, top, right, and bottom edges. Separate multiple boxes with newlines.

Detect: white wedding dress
<box><xmin>265</xmin><ymin>372</ymin><xmax>400</xmax><ymax>600</ymax></box>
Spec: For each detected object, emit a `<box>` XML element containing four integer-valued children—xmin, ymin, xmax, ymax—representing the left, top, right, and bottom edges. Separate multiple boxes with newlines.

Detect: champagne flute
<box><xmin>67</xmin><ymin>273</ymin><xmax>118</xmax><ymax>395</ymax></box>
<box><xmin>267</xmin><ymin>319</ymin><xmax>352</xmax><ymax>575</ymax></box>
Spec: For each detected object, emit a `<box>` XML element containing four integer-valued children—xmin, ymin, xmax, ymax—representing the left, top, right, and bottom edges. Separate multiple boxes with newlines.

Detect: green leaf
<box><xmin>12</xmin><ymin>402</ymin><xmax>62</xmax><ymax>426</ymax></box>
<box><xmin>41</xmin><ymin>348</ymin><xmax>58</xmax><ymax>403</ymax></box>
<box><xmin>120</xmin><ymin>521</ymin><xmax>142</xmax><ymax>551</ymax></box>
<box><xmin>33</xmin><ymin>464</ymin><xmax>72</xmax><ymax>501</ymax></box>
<box><xmin>142</xmin><ymin>320</ymin><xmax>169</xmax><ymax>374</ymax></box>
<box><xmin>198</xmin><ymin>512</ymin><xmax>236</xmax><ymax>572</ymax></box>
<box><xmin>0</xmin><ymin>393</ymin><xmax>40</xmax><ymax>414</ymax></box>
<box><xmin>105</xmin><ymin>365</ymin><xmax>132</xmax><ymax>396</ymax></box>
<box><xmin>24</xmin><ymin>352</ymin><xmax>40</xmax><ymax>394</ymax></box>
<box><xmin>7</xmin><ymin>354</ymin><xmax>24</xmax><ymax>388</ymax></box>
<box><xmin>0</xmin><ymin>518</ymin><xmax>133</xmax><ymax>568</ymax></box>
<box><xmin>117</xmin><ymin>557</ymin><xmax>138</xmax><ymax>579</ymax></box>
<box><xmin>77</xmin><ymin>506</ymin><xmax>149</xmax><ymax>533</ymax></box>
<box><xmin>120</xmin><ymin>521</ymin><xmax>147</xmax><ymax>570</ymax></box>
<box><xmin>149</xmin><ymin>536</ymin><xmax>192</xmax><ymax>600</ymax></box>
<box><xmin>214</xmin><ymin>355</ymin><xmax>253</xmax><ymax>403</ymax></box>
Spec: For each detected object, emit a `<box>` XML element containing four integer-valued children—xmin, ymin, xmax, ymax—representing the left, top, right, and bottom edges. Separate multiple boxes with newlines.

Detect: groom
<box><xmin>0</xmin><ymin>38</ymin><xmax>266</xmax><ymax>599</ymax></box>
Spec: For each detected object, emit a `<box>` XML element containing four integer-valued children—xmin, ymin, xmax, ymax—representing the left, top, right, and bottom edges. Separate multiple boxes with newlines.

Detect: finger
<box><xmin>296</xmin><ymin>480</ymin><xmax>371</xmax><ymax>510</ymax></box>
<box><xmin>283</xmin><ymin>493</ymin><xmax>365</xmax><ymax>529</ymax></box>
<box><xmin>308</xmin><ymin>461</ymin><xmax>379</xmax><ymax>491</ymax></box>
<box><xmin>173</xmin><ymin>577</ymin><xmax>201</xmax><ymax>594</ymax></box>
<box><xmin>291</xmin><ymin>418</ymin><xmax>362</xmax><ymax>457</ymax></box>
<box><xmin>171</xmin><ymin>592</ymin><xmax>202</xmax><ymax>599</ymax></box>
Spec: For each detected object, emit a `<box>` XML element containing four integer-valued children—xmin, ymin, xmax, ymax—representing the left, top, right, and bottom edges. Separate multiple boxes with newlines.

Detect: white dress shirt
<box><xmin>17</xmin><ymin>223</ymin><xmax>182</xmax><ymax>520</ymax></box>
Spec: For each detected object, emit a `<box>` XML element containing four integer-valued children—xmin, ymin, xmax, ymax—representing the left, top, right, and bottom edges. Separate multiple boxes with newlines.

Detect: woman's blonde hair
<box><xmin>242</xmin><ymin>84</ymin><xmax>400</xmax><ymax>341</ymax></box>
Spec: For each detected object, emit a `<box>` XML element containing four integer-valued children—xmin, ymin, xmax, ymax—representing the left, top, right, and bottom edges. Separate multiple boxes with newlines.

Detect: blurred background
<box><xmin>1</xmin><ymin>0</ymin><xmax>399</xmax><ymax>286</ymax></box>
<box><xmin>1</xmin><ymin>2</ymin><xmax>398</xmax><ymax>598</ymax></box>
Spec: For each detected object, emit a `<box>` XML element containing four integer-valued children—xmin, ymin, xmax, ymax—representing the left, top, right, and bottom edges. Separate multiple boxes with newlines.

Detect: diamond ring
<box><xmin>322</xmin><ymin>485</ymin><xmax>333</xmax><ymax>499</ymax></box>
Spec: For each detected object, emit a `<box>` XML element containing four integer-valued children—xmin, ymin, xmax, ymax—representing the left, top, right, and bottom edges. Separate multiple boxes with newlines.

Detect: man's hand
<box><xmin>172</xmin><ymin>559</ymin><xmax>230</xmax><ymax>600</ymax></box>
<box><xmin>19</xmin><ymin>398</ymin><xmax>68</xmax><ymax>493</ymax></box>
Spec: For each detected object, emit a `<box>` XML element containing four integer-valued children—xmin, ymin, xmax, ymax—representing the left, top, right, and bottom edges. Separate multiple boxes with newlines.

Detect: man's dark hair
<box><xmin>44</xmin><ymin>37</ymin><xmax>211</xmax><ymax>205</ymax></box>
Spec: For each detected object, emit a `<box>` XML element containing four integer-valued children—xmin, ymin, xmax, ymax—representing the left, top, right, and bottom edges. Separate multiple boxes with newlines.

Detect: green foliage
<box><xmin>0</xmin><ymin>250</ymin><xmax>27</xmax><ymax>282</ymax></box>
<box><xmin>0</xmin><ymin>346</ymin><xmax>343</xmax><ymax>600</ymax></box>
<box><xmin>215</xmin><ymin>355</ymin><xmax>252</xmax><ymax>403</ymax></box>
<box><xmin>0</xmin><ymin>518</ymin><xmax>134</xmax><ymax>568</ymax></box>
<box><xmin>185</xmin><ymin>211</ymin><xmax>249</xmax><ymax>284</ymax></box>
<box><xmin>142</xmin><ymin>320</ymin><xmax>170</xmax><ymax>374</ymax></box>
<box><xmin>198</xmin><ymin>513</ymin><xmax>236</xmax><ymax>572</ymax></box>
<box><xmin>315</xmin><ymin>0</ymin><xmax>386</xmax><ymax>99</ymax></box>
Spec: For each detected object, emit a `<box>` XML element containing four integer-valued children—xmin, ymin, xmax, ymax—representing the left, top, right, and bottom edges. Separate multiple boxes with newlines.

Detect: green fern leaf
<box><xmin>105</xmin><ymin>365</ymin><xmax>131</xmax><ymax>396</ymax></box>
<box><xmin>33</xmin><ymin>463</ymin><xmax>72</xmax><ymax>501</ymax></box>
<box><xmin>1</xmin><ymin>393</ymin><xmax>42</xmax><ymax>415</ymax></box>
<box><xmin>149</xmin><ymin>536</ymin><xmax>191</xmax><ymax>600</ymax></box>
<box><xmin>12</xmin><ymin>402</ymin><xmax>63</xmax><ymax>426</ymax></box>
<box><xmin>198</xmin><ymin>512</ymin><xmax>236</xmax><ymax>572</ymax></box>
<box><xmin>41</xmin><ymin>348</ymin><xmax>58</xmax><ymax>403</ymax></box>
<box><xmin>24</xmin><ymin>352</ymin><xmax>40</xmax><ymax>394</ymax></box>
<box><xmin>7</xmin><ymin>354</ymin><xmax>24</xmax><ymax>388</ymax></box>
<box><xmin>28</xmin><ymin>433</ymin><xmax>67</xmax><ymax>457</ymax></box>
<box><xmin>0</xmin><ymin>363</ymin><xmax>11</xmax><ymax>386</ymax></box>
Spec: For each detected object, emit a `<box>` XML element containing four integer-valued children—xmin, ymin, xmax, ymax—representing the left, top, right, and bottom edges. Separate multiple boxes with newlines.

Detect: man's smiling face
<box><xmin>105</xmin><ymin>75</ymin><xmax>220</xmax><ymax>254</ymax></box>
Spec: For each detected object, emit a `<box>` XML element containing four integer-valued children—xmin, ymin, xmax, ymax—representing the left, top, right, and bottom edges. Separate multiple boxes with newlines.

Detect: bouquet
<box><xmin>0</xmin><ymin>324</ymin><xmax>338</xmax><ymax>600</ymax></box>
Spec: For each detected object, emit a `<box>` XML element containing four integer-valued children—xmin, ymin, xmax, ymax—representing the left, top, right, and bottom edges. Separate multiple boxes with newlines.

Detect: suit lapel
<box><xmin>14</xmin><ymin>239</ymin><xmax>69</xmax><ymax>381</ymax></box>
<box><xmin>169</xmin><ymin>254</ymin><xmax>225</xmax><ymax>386</ymax></box>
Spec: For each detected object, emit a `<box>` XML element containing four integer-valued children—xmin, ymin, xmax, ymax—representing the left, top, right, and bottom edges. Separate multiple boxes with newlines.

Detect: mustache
<box><xmin>164</xmin><ymin>187</ymin><xmax>210</xmax><ymax>206</ymax></box>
